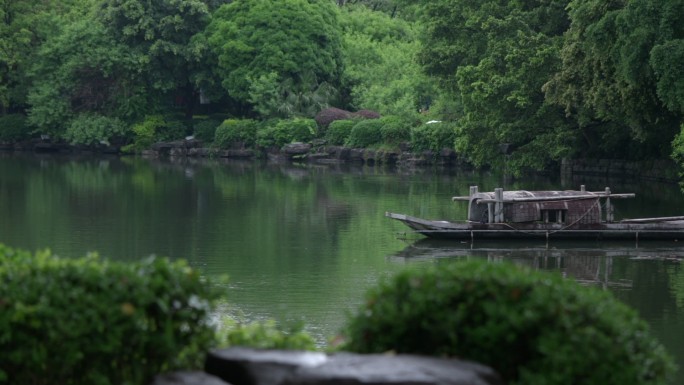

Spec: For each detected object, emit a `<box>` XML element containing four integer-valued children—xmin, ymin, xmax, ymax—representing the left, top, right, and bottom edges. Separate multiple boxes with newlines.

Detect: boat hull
<box><xmin>385</xmin><ymin>212</ymin><xmax>684</xmax><ymax>241</ymax></box>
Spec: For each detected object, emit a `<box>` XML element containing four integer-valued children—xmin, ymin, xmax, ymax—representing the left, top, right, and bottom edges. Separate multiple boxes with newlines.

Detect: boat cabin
<box><xmin>452</xmin><ymin>186</ymin><xmax>634</xmax><ymax>225</ymax></box>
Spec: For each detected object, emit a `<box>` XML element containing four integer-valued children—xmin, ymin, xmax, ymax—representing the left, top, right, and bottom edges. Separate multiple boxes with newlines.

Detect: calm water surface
<box><xmin>1</xmin><ymin>153</ymin><xmax>683</xmax><ymax>382</ymax></box>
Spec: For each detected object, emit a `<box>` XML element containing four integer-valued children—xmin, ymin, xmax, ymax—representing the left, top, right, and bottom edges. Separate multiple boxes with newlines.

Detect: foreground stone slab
<box><xmin>287</xmin><ymin>352</ymin><xmax>501</xmax><ymax>385</ymax></box>
<box><xmin>206</xmin><ymin>347</ymin><xmax>328</xmax><ymax>385</ymax></box>
<box><xmin>150</xmin><ymin>371</ymin><xmax>230</xmax><ymax>385</ymax></box>
<box><xmin>205</xmin><ymin>348</ymin><xmax>502</xmax><ymax>385</ymax></box>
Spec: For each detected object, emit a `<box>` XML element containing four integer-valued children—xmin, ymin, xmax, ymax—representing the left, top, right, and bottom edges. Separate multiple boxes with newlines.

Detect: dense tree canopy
<box><xmin>27</xmin><ymin>18</ymin><xmax>144</xmax><ymax>137</ymax></box>
<box><xmin>0</xmin><ymin>0</ymin><xmax>682</xmax><ymax>174</ymax></box>
<box><xmin>0</xmin><ymin>0</ymin><xmax>93</xmax><ymax>113</ymax></box>
<box><xmin>544</xmin><ymin>0</ymin><xmax>684</xmax><ymax>159</ymax></box>
<box><xmin>203</xmin><ymin>0</ymin><xmax>344</xmax><ymax>117</ymax></box>
<box><xmin>340</xmin><ymin>5</ymin><xmax>435</xmax><ymax>118</ymax></box>
<box><xmin>27</xmin><ymin>0</ymin><xmax>213</xmax><ymax>140</ymax></box>
<box><xmin>419</xmin><ymin>0</ymin><xmax>575</xmax><ymax>172</ymax></box>
<box><xmin>97</xmin><ymin>0</ymin><xmax>210</xmax><ymax>95</ymax></box>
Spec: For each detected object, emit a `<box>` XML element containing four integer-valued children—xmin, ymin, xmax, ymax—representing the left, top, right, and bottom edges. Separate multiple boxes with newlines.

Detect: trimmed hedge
<box><xmin>0</xmin><ymin>244</ymin><xmax>221</xmax><ymax>385</ymax></box>
<box><xmin>342</xmin><ymin>260</ymin><xmax>675</xmax><ymax>385</ymax></box>
<box><xmin>379</xmin><ymin>116</ymin><xmax>410</xmax><ymax>145</ymax></box>
<box><xmin>256</xmin><ymin>118</ymin><xmax>318</xmax><ymax>148</ymax></box>
<box><xmin>345</xmin><ymin>119</ymin><xmax>384</xmax><ymax>148</ymax></box>
<box><xmin>325</xmin><ymin>119</ymin><xmax>356</xmax><ymax>146</ymax></box>
<box><xmin>215</xmin><ymin>119</ymin><xmax>258</xmax><ymax>149</ymax></box>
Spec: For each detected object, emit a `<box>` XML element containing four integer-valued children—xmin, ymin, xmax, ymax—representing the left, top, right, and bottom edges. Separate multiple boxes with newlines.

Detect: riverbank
<box><xmin>1</xmin><ymin>137</ymin><xmax>680</xmax><ymax>182</ymax></box>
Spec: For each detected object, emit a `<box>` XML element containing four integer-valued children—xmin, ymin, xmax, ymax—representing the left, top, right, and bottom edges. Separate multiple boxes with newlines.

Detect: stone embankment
<box><xmin>561</xmin><ymin>158</ymin><xmax>679</xmax><ymax>182</ymax></box>
<box><xmin>151</xmin><ymin>347</ymin><xmax>502</xmax><ymax>385</ymax></box>
<box><xmin>2</xmin><ymin>138</ymin><xmax>680</xmax><ymax>181</ymax></box>
<box><xmin>0</xmin><ymin>138</ymin><xmax>464</xmax><ymax>168</ymax></box>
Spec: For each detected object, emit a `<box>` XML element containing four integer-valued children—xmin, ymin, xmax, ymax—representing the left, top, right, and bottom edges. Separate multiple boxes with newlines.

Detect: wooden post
<box><xmin>605</xmin><ymin>187</ymin><xmax>613</xmax><ymax>223</ymax></box>
<box><xmin>495</xmin><ymin>188</ymin><xmax>504</xmax><ymax>223</ymax></box>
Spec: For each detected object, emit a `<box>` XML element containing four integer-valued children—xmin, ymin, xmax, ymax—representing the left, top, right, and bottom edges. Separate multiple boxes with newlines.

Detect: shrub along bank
<box><xmin>0</xmin><ymin>111</ymin><xmax>457</xmax><ymax>164</ymax></box>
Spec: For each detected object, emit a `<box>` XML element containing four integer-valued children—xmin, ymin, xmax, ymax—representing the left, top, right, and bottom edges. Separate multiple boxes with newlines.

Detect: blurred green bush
<box><xmin>341</xmin><ymin>260</ymin><xmax>675</xmax><ymax>385</ymax></box>
<box><xmin>0</xmin><ymin>244</ymin><xmax>221</xmax><ymax>385</ymax></box>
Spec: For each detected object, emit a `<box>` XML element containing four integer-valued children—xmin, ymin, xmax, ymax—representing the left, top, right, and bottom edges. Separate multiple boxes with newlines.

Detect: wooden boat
<box><xmin>386</xmin><ymin>185</ymin><xmax>684</xmax><ymax>241</ymax></box>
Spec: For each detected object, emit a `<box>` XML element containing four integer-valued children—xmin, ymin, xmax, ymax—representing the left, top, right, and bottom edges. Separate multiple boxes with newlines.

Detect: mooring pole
<box><xmin>495</xmin><ymin>188</ymin><xmax>504</xmax><ymax>223</ymax></box>
<box><xmin>605</xmin><ymin>187</ymin><xmax>613</xmax><ymax>223</ymax></box>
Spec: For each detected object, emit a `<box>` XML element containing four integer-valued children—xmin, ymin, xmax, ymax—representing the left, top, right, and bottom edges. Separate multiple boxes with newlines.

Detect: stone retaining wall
<box><xmin>561</xmin><ymin>158</ymin><xmax>679</xmax><ymax>182</ymax></box>
<box><xmin>2</xmin><ymin>139</ymin><xmax>681</xmax><ymax>181</ymax></box>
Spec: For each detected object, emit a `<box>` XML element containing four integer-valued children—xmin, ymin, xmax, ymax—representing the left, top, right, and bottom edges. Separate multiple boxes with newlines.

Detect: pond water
<box><xmin>1</xmin><ymin>153</ymin><xmax>683</xmax><ymax>382</ymax></box>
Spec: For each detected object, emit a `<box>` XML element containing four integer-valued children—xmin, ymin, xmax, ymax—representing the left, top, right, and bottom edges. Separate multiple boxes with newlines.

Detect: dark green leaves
<box><xmin>342</xmin><ymin>259</ymin><xmax>676</xmax><ymax>385</ymax></box>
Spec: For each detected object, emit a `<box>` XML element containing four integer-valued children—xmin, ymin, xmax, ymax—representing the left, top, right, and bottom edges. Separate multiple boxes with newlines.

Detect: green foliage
<box><xmin>379</xmin><ymin>115</ymin><xmax>410</xmax><ymax>145</ymax></box>
<box><xmin>544</xmin><ymin>0</ymin><xmax>683</xmax><ymax>160</ymax></box>
<box><xmin>214</xmin><ymin>119</ymin><xmax>258</xmax><ymax>149</ymax></box>
<box><xmin>128</xmin><ymin>116</ymin><xmax>159</xmax><ymax>151</ymax></box>
<box><xmin>325</xmin><ymin>119</ymin><xmax>355</xmax><ymax>145</ymax></box>
<box><xmin>672</xmin><ymin>123</ymin><xmax>684</xmax><ymax>178</ymax></box>
<box><xmin>98</xmin><ymin>0</ymin><xmax>210</xmax><ymax>93</ymax></box>
<box><xmin>0</xmin><ymin>114</ymin><xmax>30</xmax><ymax>141</ymax></box>
<box><xmin>216</xmin><ymin>317</ymin><xmax>317</xmax><ymax>351</ymax></box>
<box><xmin>0</xmin><ymin>243</ymin><xmax>221</xmax><ymax>385</ymax></box>
<box><xmin>64</xmin><ymin>113</ymin><xmax>128</xmax><ymax>145</ymax></box>
<box><xmin>345</xmin><ymin>119</ymin><xmax>383</xmax><ymax>148</ymax></box>
<box><xmin>409</xmin><ymin>121</ymin><xmax>456</xmax><ymax>152</ymax></box>
<box><xmin>28</xmin><ymin>18</ymin><xmax>148</xmax><ymax>137</ymax></box>
<box><xmin>418</xmin><ymin>0</ymin><xmax>576</xmax><ymax>172</ymax></box>
<box><xmin>248</xmin><ymin>71</ymin><xmax>337</xmax><ymax>119</ymax></box>
<box><xmin>340</xmin><ymin>6</ymin><xmax>435</xmax><ymax>117</ymax></box>
<box><xmin>650</xmin><ymin>40</ymin><xmax>684</xmax><ymax>115</ymax></box>
<box><xmin>0</xmin><ymin>0</ymin><xmax>93</xmax><ymax>113</ymax></box>
<box><xmin>342</xmin><ymin>260</ymin><xmax>675</xmax><ymax>385</ymax></box>
<box><xmin>204</xmin><ymin>0</ymin><xmax>343</xmax><ymax>111</ymax></box>
<box><xmin>192</xmin><ymin>118</ymin><xmax>222</xmax><ymax>143</ymax></box>
<box><xmin>157</xmin><ymin>118</ymin><xmax>189</xmax><ymax>142</ymax></box>
<box><xmin>256</xmin><ymin>118</ymin><xmax>318</xmax><ymax>148</ymax></box>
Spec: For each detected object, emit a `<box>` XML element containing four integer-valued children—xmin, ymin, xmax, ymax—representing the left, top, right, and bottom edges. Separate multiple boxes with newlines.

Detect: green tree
<box><xmin>340</xmin><ymin>5</ymin><xmax>435</xmax><ymax>119</ymax></box>
<box><xmin>419</xmin><ymin>0</ymin><xmax>575</xmax><ymax>172</ymax></box>
<box><xmin>27</xmin><ymin>18</ymin><xmax>146</xmax><ymax>138</ymax></box>
<box><xmin>204</xmin><ymin>0</ymin><xmax>344</xmax><ymax>118</ymax></box>
<box><xmin>0</xmin><ymin>0</ymin><xmax>93</xmax><ymax>114</ymax></box>
<box><xmin>544</xmin><ymin>0</ymin><xmax>684</xmax><ymax>160</ymax></box>
<box><xmin>97</xmin><ymin>0</ymin><xmax>211</xmax><ymax>117</ymax></box>
<box><xmin>28</xmin><ymin>0</ymin><xmax>212</xmax><ymax>140</ymax></box>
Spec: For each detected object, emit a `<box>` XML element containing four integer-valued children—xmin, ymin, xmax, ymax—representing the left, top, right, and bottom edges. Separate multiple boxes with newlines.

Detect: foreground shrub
<box><xmin>345</xmin><ymin>119</ymin><xmax>384</xmax><ymax>148</ymax></box>
<box><xmin>326</xmin><ymin>119</ymin><xmax>356</xmax><ymax>145</ymax></box>
<box><xmin>214</xmin><ymin>119</ymin><xmax>258</xmax><ymax>149</ymax></box>
<box><xmin>0</xmin><ymin>244</ymin><xmax>221</xmax><ymax>385</ymax></box>
<box><xmin>342</xmin><ymin>260</ymin><xmax>675</xmax><ymax>385</ymax></box>
<box><xmin>216</xmin><ymin>317</ymin><xmax>317</xmax><ymax>351</ymax></box>
<box><xmin>0</xmin><ymin>114</ymin><xmax>30</xmax><ymax>142</ymax></box>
